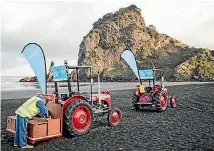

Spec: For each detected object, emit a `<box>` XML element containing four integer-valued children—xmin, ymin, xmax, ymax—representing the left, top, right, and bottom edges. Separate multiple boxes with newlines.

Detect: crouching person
<box><xmin>14</xmin><ymin>94</ymin><xmax>49</xmax><ymax>148</ymax></box>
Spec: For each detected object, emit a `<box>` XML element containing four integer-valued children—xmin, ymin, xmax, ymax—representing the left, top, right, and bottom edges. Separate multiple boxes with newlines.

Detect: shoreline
<box><xmin>1</xmin><ymin>81</ymin><xmax>214</xmax><ymax>100</ymax></box>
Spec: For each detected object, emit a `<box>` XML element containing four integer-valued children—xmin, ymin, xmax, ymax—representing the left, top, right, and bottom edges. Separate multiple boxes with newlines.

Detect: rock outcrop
<box><xmin>47</xmin><ymin>61</ymin><xmax>55</xmax><ymax>82</ymax></box>
<box><xmin>19</xmin><ymin>76</ymin><xmax>38</xmax><ymax>82</ymax></box>
<box><xmin>77</xmin><ymin>4</ymin><xmax>214</xmax><ymax>81</ymax></box>
<box><xmin>19</xmin><ymin>61</ymin><xmax>55</xmax><ymax>82</ymax></box>
<box><xmin>173</xmin><ymin>49</ymin><xmax>214</xmax><ymax>81</ymax></box>
<box><xmin>20</xmin><ymin>5</ymin><xmax>214</xmax><ymax>82</ymax></box>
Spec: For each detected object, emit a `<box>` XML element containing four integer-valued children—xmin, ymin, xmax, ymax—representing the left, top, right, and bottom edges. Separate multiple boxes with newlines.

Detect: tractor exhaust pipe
<box><xmin>98</xmin><ymin>73</ymin><xmax>101</xmax><ymax>106</ymax></box>
<box><xmin>161</xmin><ymin>75</ymin><xmax>165</xmax><ymax>89</ymax></box>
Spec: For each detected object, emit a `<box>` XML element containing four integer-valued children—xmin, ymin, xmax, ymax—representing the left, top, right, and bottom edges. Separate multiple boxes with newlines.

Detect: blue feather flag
<box><xmin>121</xmin><ymin>49</ymin><xmax>140</xmax><ymax>80</ymax></box>
<box><xmin>22</xmin><ymin>43</ymin><xmax>47</xmax><ymax>94</ymax></box>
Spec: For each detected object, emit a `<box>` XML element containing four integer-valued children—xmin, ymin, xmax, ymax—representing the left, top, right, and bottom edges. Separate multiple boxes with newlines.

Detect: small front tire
<box><xmin>107</xmin><ymin>108</ymin><xmax>122</xmax><ymax>127</ymax></box>
<box><xmin>170</xmin><ymin>96</ymin><xmax>177</xmax><ymax>108</ymax></box>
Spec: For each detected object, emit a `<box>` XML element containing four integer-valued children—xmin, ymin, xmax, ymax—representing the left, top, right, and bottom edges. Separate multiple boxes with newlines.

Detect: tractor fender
<box><xmin>135</xmin><ymin>87</ymin><xmax>141</xmax><ymax>96</ymax></box>
<box><xmin>163</xmin><ymin>88</ymin><xmax>168</xmax><ymax>96</ymax></box>
<box><xmin>62</xmin><ymin>95</ymin><xmax>87</xmax><ymax>111</ymax></box>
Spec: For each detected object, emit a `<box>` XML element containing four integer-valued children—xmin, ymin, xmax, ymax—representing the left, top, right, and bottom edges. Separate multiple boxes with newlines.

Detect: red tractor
<box><xmin>132</xmin><ymin>67</ymin><xmax>177</xmax><ymax>111</ymax></box>
<box><xmin>6</xmin><ymin>60</ymin><xmax>122</xmax><ymax>144</ymax></box>
<box><xmin>120</xmin><ymin>49</ymin><xmax>177</xmax><ymax>112</ymax></box>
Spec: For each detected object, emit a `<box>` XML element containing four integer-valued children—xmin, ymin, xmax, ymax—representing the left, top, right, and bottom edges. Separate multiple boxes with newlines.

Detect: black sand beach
<box><xmin>1</xmin><ymin>83</ymin><xmax>214</xmax><ymax>151</ymax></box>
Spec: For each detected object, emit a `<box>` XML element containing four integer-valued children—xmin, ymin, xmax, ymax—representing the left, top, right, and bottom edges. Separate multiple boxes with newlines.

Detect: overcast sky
<box><xmin>1</xmin><ymin>0</ymin><xmax>214</xmax><ymax>76</ymax></box>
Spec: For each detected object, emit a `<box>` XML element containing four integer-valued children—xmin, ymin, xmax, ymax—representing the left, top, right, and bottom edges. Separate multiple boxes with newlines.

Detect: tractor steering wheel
<box><xmin>82</xmin><ymin>92</ymin><xmax>91</xmax><ymax>101</ymax></box>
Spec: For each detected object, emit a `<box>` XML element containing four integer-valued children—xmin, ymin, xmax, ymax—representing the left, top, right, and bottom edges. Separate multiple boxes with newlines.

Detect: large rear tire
<box><xmin>132</xmin><ymin>93</ymin><xmax>140</xmax><ymax>110</ymax></box>
<box><xmin>64</xmin><ymin>100</ymin><xmax>93</xmax><ymax>136</ymax></box>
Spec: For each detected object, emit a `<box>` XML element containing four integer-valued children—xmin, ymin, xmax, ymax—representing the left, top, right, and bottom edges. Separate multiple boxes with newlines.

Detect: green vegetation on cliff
<box><xmin>174</xmin><ymin>49</ymin><xmax>214</xmax><ymax>81</ymax></box>
<box><xmin>78</xmin><ymin>4</ymin><xmax>214</xmax><ymax>81</ymax></box>
<box><xmin>20</xmin><ymin>4</ymin><xmax>214</xmax><ymax>82</ymax></box>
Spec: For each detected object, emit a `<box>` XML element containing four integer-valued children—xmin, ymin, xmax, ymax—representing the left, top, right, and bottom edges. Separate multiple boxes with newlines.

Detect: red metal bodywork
<box><xmin>91</xmin><ymin>93</ymin><xmax>112</xmax><ymax>109</ymax></box>
<box><xmin>135</xmin><ymin>85</ymin><xmax>169</xmax><ymax>104</ymax></box>
<box><xmin>62</xmin><ymin>93</ymin><xmax>112</xmax><ymax>110</ymax></box>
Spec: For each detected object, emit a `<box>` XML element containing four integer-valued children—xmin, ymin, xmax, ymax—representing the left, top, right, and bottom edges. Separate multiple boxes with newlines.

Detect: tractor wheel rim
<box><xmin>160</xmin><ymin>95</ymin><xmax>167</xmax><ymax>108</ymax></box>
<box><xmin>72</xmin><ymin>106</ymin><xmax>91</xmax><ymax>131</ymax></box>
<box><xmin>110</xmin><ymin>110</ymin><xmax>121</xmax><ymax>125</ymax></box>
<box><xmin>171</xmin><ymin>98</ymin><xmax>177</xmax><ymax>107</ymax></box>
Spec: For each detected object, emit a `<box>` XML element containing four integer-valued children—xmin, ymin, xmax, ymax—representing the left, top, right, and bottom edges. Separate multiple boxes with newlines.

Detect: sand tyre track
<box><xmin>155</xmin><ymin>91</ymin><xmax>168</xmax><ymax>112</ymax></box>
<box><xmin>64</xmin><ymin>100</ymin><xmax>94</xmax><ymax>136</ymax></box>
<box><xmin>107</xmin><ymin>107</ymin><xmax>122</xmax><ymax>127</ymax></box>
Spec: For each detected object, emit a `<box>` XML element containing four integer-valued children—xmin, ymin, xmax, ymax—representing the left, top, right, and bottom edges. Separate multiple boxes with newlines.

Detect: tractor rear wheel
<box><xmin>107</xmin><ymin>108</ymin><xmax>122</xmax><ymax>127</ymax></box>
<box><xmin>170</xmin><ymin>96</ymin><xmax>177</xmax><ymax>108</ymax></box>
<box><xmin>132</xmin><ymin>93</ymin><xmax>140</xmax><ymax>110</ymax></box>
<box><xmin>64</xmin><ymin>100</ymin><xmax>93</xmax><ymax>136</ymax></box>
<box><xmin>156</xmin><ymin>92</ymin><xmax>168</xmax><ymax>112</ymax></box>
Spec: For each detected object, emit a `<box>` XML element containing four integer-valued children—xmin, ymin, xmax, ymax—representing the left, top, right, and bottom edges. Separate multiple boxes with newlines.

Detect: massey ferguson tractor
<box><xmin>6</xmin><ymin>43</ymin><xmax>122</xmax><ymax>144</ymax></box>
<box><xmin>132</xmin><ymin>68</ymin><xmax>177</xmax><ymax>111</ymax></box>
<box><xmin>121</xmin><ymin>49</ymin><xmax>177</xmax><ymax>112</ymax></box>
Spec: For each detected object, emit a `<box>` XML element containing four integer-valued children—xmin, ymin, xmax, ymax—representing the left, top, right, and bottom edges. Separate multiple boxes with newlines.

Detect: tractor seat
<box><xmin>60</xmin><ymin>93</ymin><xmax>68</xmax><ymax>101</ymax></box>
<box><xmin>154</xmin><ymin>85</ymin><xmax>161</xmax><ymax>88</ymax></box>
<box><xmin>145</xmin><ymin>87</ymin><xmax>152</xmax><ymax>93</ymax></box>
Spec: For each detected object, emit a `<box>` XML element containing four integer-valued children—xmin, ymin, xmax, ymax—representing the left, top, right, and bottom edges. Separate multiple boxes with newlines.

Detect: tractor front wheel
<box><xmin>107</xmin><ymin>108</ymin><xmax>122</xmax><ymax>127</ymax></box>
<box><xmin>64</xmin><ymin>100</ymin><xmax>93</xmax><ymax>136</ymax></box>
<box><xmin>156</xmin><ymin>92</ymin><xmax>168</xmax><ymax>112</ymax></box>
<box><xmin>170</xmin><ymin>96</ymin><xmax>177</xmax><ymax>108</ymax></box>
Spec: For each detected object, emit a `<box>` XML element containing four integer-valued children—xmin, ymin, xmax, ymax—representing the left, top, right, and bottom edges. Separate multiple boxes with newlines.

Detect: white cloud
<box><xmin>1</xmin><ymin>2</ymin><xmax>56</xmax><ymax>33</ymax></box>
<box><xmin>1</xmin><ymin>57</ymin><xmax>77</xmax><ymax>76</ymax></box>
<box><xmin>1</xmin><ymin>64</ymin><xmax>35</xmax><ymax>76</ymax></box>
<box><xmin>1</xmin><ymin>0</ymin><xmax>214</xmax><ymax>76</ymax></box>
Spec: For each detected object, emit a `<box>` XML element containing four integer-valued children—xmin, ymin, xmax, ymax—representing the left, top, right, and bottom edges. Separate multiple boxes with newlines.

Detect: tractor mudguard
<box><xmin>62</xmin><ymin>95</ymin><xmax>87</xmax><ymax>111</ymax></box>
<box><xmin>135</xmin><ymin>87</ymin><xmax>141</xmax><ymax>96</ymax></box>
<box><xmin>163</xmin><ymin>88</ymin><xmax>168</xmax><ymax>96</ymax></box>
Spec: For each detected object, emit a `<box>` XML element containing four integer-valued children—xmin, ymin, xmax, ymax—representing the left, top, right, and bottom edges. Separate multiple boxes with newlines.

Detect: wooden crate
<box><xmin>28</xmin><ymin>120</ymin><xmax>47</xmax><ymax>138</ymax></box>
<box><xmin>46</xmin><ymin>102</ymin><xmax>62</xmax><ymax>135</ymax></box>
<box><xmin>47</xmin><ymin>118</ymin><xmax>61</xmax><ymax>135</ymax></box>
<box><xmin>7</xmin><ymin>116</ymin><xmax>16</xmax><ymax>132</ymax></box>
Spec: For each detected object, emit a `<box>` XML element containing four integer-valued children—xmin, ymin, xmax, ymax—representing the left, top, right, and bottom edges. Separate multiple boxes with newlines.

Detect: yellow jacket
<box><xmin>15</xmin><ymin>96</ymin><xmax>41</xmax><ymax>119</ymax></box>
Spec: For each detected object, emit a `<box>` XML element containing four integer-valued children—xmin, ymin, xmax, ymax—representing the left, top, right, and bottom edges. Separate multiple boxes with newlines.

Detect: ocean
<box><xmin>2</xmin><ymin>76</ymin><xmax>212</xmax><ymax>93</ymax></box>
<box><xmin>0</xmin><ymin>76</ymin><xmax>93</xmax><ymax>92</ymax></box>
<box><xmin>1</xmin><ymin>76</ymin><xmax>212</xmax><ymax>100</ymax></box>
<box><xmin>1</xmin><ymin>76</ymin><xmax>39</xmax><ymax>91</ymax></box>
